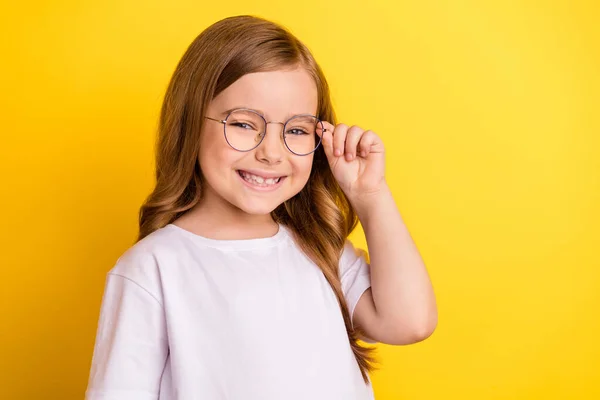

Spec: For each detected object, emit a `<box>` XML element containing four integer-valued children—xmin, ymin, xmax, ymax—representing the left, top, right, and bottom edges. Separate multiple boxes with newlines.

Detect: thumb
<box><xmin>317</xmin><ymin>125</ymin><xmax>335</xmax><ymax>162</ymax></box>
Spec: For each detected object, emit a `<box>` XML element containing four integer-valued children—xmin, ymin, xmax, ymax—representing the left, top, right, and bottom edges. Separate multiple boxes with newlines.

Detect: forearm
<box><xmin>351</xmin><ymin>183</ymin><xmax>437</xmax><ymax>334</ymax></box>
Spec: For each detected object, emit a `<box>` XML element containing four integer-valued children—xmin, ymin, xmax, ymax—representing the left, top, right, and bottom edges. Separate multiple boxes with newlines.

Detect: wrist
<box><xmin>348</xmin><ymin>181</ymin><xmax>391</xmax><ymax>220</ymax></box>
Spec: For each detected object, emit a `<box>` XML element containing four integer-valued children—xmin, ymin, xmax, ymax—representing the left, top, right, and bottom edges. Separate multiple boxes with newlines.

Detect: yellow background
<box><xmin>1</xmin><ymin>1</ymin><xmax>599</xmax><ymax>399</ymax></box>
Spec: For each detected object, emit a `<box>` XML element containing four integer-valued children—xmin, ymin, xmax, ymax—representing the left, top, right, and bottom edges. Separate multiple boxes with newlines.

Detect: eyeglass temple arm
<box><xmin>205</xmin><ymin>116</ymin><xmax>227</xmax><ymax>124</ymax></box>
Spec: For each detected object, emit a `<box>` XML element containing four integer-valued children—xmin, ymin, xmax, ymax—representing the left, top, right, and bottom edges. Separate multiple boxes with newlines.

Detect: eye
<box><xmin>231</xmin><ymin>122</ymin><xmax>255</xmax><ymax>130</ymax></box>
<box><xmin>286</xmin><ymin>128</ymin><xmax>309</xmax><ymax>136</ymax></box>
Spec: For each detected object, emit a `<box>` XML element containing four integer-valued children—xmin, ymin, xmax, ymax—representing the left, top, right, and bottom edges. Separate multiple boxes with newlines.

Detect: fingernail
<box><xmin>346</xmin><ymin>153</ymin><xmax>353</xmax><ymax>161</ymax></box>
<box><xmin>334</xmin><ymin>149</ymin><xmax>341</xmax><ymax>156</ymax></box>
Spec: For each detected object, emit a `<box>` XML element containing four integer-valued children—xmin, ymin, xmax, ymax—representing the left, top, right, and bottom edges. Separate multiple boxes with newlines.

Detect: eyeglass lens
<box><xmin>224</xmin><ymin>109</ymin><xmax>322</xmax><ymax>155</ymax></box>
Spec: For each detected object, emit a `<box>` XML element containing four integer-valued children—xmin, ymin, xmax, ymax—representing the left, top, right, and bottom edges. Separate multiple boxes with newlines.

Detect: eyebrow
<box><xmin>222</xmin><ymin>107</ymin><xmax>316</xmax><ymax>120</ymax></box>
<box><xmin>222</xmin><ymin>107</ymin><xmax>264</xmax><ymax>116</ymax></box>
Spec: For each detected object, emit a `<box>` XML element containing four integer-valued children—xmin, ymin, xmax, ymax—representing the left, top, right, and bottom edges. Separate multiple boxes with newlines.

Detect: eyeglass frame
<box><xmin>204</xmin><ymin>107</ymin><xmax>326</xmax><ymax>156</ymax></box>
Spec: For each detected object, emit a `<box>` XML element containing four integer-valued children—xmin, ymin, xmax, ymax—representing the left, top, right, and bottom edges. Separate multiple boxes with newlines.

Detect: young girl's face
<box><xmin>198</xmin><ymin>68</ymin><xmax>318</xmax><ymax>218</ymax></box>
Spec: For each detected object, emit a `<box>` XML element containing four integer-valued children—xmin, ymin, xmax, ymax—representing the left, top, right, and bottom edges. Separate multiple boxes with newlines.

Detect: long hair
<box><xmin>138</xmin><ymin>15</ymin><xmax>377</xmax><ymax>382</ymax></box>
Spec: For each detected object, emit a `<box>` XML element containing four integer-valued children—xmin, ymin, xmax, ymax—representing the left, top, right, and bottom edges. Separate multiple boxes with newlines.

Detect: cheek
<box><xmin>291</xmin><ymin>157</ymin><xmax>314</xmax><ymax>184</ymax></box>
<box><xmin>199</xmin><ymin>135</ymin><xmax>239</xmax><ymax>176</ymax></box>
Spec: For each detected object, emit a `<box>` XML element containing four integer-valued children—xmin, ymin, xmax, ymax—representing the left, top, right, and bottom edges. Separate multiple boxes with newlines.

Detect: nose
<box><xmin>255</xmin><ymin>122</ymin><xmax>285</xmax><ymax>164</ymax></box>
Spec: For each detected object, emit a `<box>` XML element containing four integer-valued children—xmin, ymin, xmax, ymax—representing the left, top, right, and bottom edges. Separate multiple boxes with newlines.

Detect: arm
<box><xmin>352</xmin><ymin>183</ymin><xmax>437</xmax><ymax>345</ymax></box>
<box><xmin>86</xmin><ymin>273</ymin><xmax>168</xmax><ymax>400</ymax></box>
<box><xmin>316</xmin><ymin>122</ymin><xmax>437</xmax><ymax>346</ymax></box>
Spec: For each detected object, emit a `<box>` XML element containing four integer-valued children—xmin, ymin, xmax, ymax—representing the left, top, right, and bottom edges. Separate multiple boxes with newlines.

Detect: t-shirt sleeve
<box><xmin>85</xmin><ymin>271</ymin><xmax>168</xmax><ymax>400</ymax></box>
<box><xmin>338</xmin><ymin>239</ymin><xmax>377</xmax><ymax>343</ymax></box>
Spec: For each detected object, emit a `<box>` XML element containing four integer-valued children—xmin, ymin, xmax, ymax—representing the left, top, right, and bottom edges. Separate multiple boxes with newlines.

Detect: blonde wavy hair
<box><xmin>137</xmin><ymin>15</ymin><xmax>377</xmax><ymax>382</ymax></box>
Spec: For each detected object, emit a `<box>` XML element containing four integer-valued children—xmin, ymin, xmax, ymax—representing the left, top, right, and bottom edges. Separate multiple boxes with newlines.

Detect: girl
<box><xmin>86</xmin><ymin>15</ymin><xmax>437</xmax><ymax>400</ymax></box>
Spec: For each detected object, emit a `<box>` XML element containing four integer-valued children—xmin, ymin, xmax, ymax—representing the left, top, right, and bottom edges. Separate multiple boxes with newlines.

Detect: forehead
<box><xmin>212</xmin><ymin>68</ymin><xmax>318</xmax><ymax>119</ymax></box>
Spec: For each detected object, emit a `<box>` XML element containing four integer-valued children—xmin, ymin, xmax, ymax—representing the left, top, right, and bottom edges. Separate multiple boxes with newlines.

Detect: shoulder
<box><xmin>108</xmin><ymin>225</ymin><xmax>184</xmax><ymax>293</ymax></box>
<box><xmin>339</xmin><ymin>239</ymin><xmax>369</xmax><ymax>271</ymax></box>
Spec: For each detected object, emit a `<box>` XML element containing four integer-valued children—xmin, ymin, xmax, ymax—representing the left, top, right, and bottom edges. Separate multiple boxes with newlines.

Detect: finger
<box><xmin>358</xmin><ymin>130</ymin><xmax>383</xmax><ymax>157</ymax></box>
<box><xmin>317</xmin><ymin>121</ymin><xmax>335</xmax><ymax>159</ymax></box>
<box><xmin>358</xmin><ymin>130</ymin><xmax>375</xmax><ymax>157</ymax></box>
<box><xmin>345</xmin><ymin>125</ymin><xmax>364</xmax><ymax>161</ymax></box>
<box><xmin>316</xmin><ymin>120</ymin><xmax>335</xmax><ymax>139</ymax></box>
<box><xmin>333</xmin><ymin>123</ymin><xmax>348</xmax><ymax>157</ymax></box>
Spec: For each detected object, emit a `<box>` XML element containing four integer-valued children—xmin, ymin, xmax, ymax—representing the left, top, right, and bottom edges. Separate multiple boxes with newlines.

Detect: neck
<box><xmin>173</xmin><ymin>195</ymin><xmax>279</xmax><ymax>241</ymax></box>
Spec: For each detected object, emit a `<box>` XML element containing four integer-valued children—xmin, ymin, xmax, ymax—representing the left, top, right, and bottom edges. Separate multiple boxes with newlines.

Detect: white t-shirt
<box><xmin>86</xmin><ymin>223</ymin><xmax>376</xmax><ymax>400</ymax></box>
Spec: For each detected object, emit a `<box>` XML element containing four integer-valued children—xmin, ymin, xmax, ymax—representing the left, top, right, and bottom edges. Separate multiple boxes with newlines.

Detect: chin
<box><xmin>235</xmin><ymin>199</ymin><xmax>282</xmax><ymax>216</ymax></box>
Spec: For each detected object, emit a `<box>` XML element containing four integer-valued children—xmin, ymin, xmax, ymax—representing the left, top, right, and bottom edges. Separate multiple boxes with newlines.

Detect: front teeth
<box><xmin>240</xmin><ymin>171</ymin><xmax>281</xmax><ymax>186</ymax></box>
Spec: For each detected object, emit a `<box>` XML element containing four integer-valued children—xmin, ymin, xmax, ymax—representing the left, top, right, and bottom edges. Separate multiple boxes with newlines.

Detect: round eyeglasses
<box><xmin>204</xmin><ymin>108</ymin><xmax>325</xmax><ymax>156</ymax></box>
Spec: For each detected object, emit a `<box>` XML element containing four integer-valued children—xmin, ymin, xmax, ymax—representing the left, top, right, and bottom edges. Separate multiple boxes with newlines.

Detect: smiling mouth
<box><xmin>237</xmin><ymin>170</ymin><xmax>285</xmax><ymax>186</ymax></box>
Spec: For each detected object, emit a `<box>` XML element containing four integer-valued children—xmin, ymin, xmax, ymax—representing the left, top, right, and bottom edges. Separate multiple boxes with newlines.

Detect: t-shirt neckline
<box><xmin>164</xmin><ymin>223</ymin><xmax>290</xmax><ymax>251</ymax></box>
